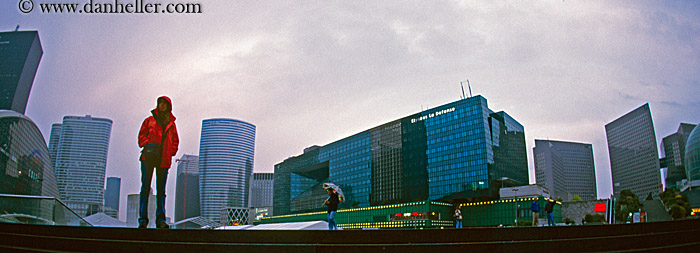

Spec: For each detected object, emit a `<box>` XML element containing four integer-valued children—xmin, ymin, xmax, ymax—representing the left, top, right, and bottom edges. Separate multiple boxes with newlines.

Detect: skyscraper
<box><xmin>104</xmin><ymin>177</ymin><xmax>121</xmax><ymax>219</ymax></box>
<box><xmin>198</xmin><ymin>119</ymin><xmax>256</xmax><ymax>222</ymax></box>
<box><xmin>0</xmin><ymin>31</ymin><xmax>43</xmax><ymax>114</ymax></box>
<box><xmin>250</xmin><ymin>173</ymin><xmax>274</xmax><ymax>208</ymax></box>
<box><xmin>48</xmin><ymin>123</ymin><xmax>62</xmax><ymax>168</ymax></box>
<box><xmin>660</xmin><ymin>123</ymin><xmax>697</xmax><ymax>190</ymax></box>
<box><xmin>174</xmin><ymin>154</ymin><xmax>200</xmax><ymax>222</ymax></box>
<box><xmin>273</xmin><ymin>95</ymin><xmax>528</xmax><ymax>216</ymax></box>
<box><xmin>53</xmin><ymin>115</ymin><xmax>113</xmax><ymax>217</ymax></box>
<box><xmin>606</xmin><ymin>104</ymin><xmax>662</xmax><ymax>200</ymax></box>
<box><xmin>534</xmin><ymin>140</ymin><xmax>596</xmax><ymax>201</ymax></box>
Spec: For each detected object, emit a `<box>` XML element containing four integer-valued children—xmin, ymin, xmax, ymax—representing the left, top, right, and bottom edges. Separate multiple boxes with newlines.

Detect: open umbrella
<box><xmin>322</xmin><ymin>182</ymin><xmax>345</xmax><ymax>202</ymax></box>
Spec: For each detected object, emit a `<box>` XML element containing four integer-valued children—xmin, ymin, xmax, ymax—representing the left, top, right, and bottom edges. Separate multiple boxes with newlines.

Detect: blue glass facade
<box><xmin>0</xmin><ymin>110</ymin><xmax>60</xmax><ymax>199</ymax></box>
<box><xmin>273</xmin><ymin>96</ymin><xmax>528</xmax><ymax>216</ymax></box>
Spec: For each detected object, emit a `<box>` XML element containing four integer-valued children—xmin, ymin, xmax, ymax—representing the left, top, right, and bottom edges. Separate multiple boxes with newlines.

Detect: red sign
<box><xmin>594</xmin><ymin>204</ymin><xmax>606</xmax><ymax>212</ymax></box>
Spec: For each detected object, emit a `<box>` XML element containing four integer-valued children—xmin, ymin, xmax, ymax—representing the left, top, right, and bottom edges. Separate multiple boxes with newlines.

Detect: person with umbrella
<box><xmin>323</xmin><ymin>183</ymin><xmax>344</xmax><ymax>230</ymax></box>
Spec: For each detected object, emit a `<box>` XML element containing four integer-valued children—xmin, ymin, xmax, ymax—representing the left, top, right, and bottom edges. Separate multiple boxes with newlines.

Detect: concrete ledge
<box><xmin>1</xmin><ymin>219</ymin><xmax>699</xmax><ymax>252</ymax></box>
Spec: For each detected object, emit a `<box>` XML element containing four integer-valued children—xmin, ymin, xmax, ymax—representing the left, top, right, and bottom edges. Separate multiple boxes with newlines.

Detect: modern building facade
<box><xmin>661</xmin><ymin>123</ymin><xmax>697</xmax><ymax>190</ymax></box>
<box><xmin>53</xmin><ymin>115</ymin><xmax>113</xmax><ymax>217</ymax></box>
<box><xmin>685</xmin><ymin>125</ymin><xmax>700</xmax><ymax>189</ymax></box>
<box><xmin>126</xmin><ymin>193</ymin><xmax>155</xmax><ymax>228</ymax></box>
<box><xmin>0</xmin><ymin>110</ymin><xmax>60</xmax><ymax>199</ymax></box>
<box><xmin>104</xmin><ymin>177</ymin><xmax>121</xmax><ymax>219</ymax></box>
<box><xmin>606</xmin><ymin>104</ymin><xmax>662</xmax><ymax>200</ymax></box>
<box><xmin>48</xmin><ymin>124</ymin><xmax>62</xmax><ymax>168</ymax></box>
<box><xmin>273</xmin><ymin>95</ymin><xmax>528</xmax><ymax>216</ymax></box>
<box><xmin>534</xmin><ymin>140</ymin><xmax>596</xmax><ymax>201</ymax></box>
<box><xmin>0</xmin><ymin>31</ymin><xmax>43</xmax><ymax>114</ymax></box>
<box><xmin>174</xmin><ymin>154</ymin><xmax>200</xmax><ymax>222</ymax></box>
<box><xmin>199</xmin><ymin>119</ymin><xmax>256</xmax><ymax>222</ymax></box>
<box><xmin>250</xmin><ymin>173</ymin><xmax>274</xmax><ymax>208</ymax></box>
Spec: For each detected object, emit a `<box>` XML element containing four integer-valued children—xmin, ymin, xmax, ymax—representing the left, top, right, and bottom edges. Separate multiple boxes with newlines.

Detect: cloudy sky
<box><xmin>3</xmin><ymin>0</ymin><xmax>699</xmax><ymax>221</ymax></box>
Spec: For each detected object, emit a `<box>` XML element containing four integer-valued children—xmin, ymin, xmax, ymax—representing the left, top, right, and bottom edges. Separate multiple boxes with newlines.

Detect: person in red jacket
<box><xmin>137</xmin><ymin>96</ymin><xmax>179</xmax><ymax>229</ymax></box>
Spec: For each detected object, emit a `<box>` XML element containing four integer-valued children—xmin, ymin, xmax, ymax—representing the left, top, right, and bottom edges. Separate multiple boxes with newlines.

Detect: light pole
<box><xmin>512</xmin><ymin>188</ymin><xmax>519</xmax><ymax>227</ymax></box>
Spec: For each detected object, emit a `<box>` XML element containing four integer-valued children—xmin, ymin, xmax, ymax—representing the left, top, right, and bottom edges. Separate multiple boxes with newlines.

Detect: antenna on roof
<box><xmin>15</xmin><ymin>25</ymin><xmax>20</xmax><ymax>32</ymax></box>
<box><xmin>467</xmin><ymin>79</ymin><xmax>472</xmax><ymax>97</ymax></box>
<box><xmin>460</xmin><ymin>81</ymin><xmax>466</xmax><ymax>99</ymax></box>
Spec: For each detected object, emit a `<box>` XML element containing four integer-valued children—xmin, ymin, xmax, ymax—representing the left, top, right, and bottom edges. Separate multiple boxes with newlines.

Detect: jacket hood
<box><xmin>157</xmin><ymin>96</ymin><xmax>172</xmax><ymax>112</ymax></box>
<box><xmin>152</xmin><ymin>96</ymin><xmax>176</xmax><ymax>121</ymax></box>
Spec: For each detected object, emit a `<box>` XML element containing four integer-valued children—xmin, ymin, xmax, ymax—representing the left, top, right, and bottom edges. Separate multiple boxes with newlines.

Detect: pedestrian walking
<box><xmin>324</xmin><ymin>188</ymin><xmax>340</xmax><ymax>230</ymax></box>
<box><xmin>137</xmin><ymin>96</ymin><xmax>179</xmax><ymax>229</ymax></box>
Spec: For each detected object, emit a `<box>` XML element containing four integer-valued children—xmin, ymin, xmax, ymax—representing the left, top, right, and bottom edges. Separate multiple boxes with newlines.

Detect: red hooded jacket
<box><xmin>138</xmin><ymin>96</ymin><xmax>179</xmax><ymax>168</ymax></box>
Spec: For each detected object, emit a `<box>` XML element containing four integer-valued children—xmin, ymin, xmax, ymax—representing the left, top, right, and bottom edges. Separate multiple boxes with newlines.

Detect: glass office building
<box><xmin>198</xmin><ymin>118</ymin><xmax>255</xmax><ymax>222</ymax></box>
<box><xmin>686</xmin><ymin>125</ymin><xmax>700</xmax><ymax>188</ymax></box>
<box><xmin>52</xmin><ymin>115</ymin><xmax>112</xmax><ymax>217</ymax></box>
<box><xmin>0</xmin><ymin>31</ymin><xmax>43</xmax><ymax>114</ymax></box>
<box><xmin>273</xmin><ymin>95</ymin><xmax>528</xmax><ymax>216</ymax></box>
<box><xmin>103</xmin><ymin>177</ymin><xmax>120</xmax><ymax>219</ymax></box>
<box><xmin>534</xmin><ymin>140</ymin><xmax>597</xmax><ymax>200</ymax></box>
<box><xmin>0</xmin><ymin>110</ymin><xmax>60</xmax><ymax>199</ymax></box>
<box><xmin>174</xmin><ymin>154</ymin><xmax>199</xmax><ymax>222</ymax></box>
<box><xmin>606</xmin><ymin>104</ymin><xmax>662</xmax><ymax>200</ymax></box>
<box><xmin>250</xmin><ymin>173</ymin><xmax>274</xmax><ymax>208</ymax></box>
<box><xmin>661</xmin><ymin>123</ymin><xmax>697</xmax><ymax>190</ymax></box>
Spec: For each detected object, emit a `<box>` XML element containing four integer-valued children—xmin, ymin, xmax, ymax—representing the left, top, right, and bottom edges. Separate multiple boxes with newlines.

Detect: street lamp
<box><xmin>512</xmin><ymin>188</ymin><xmax>519</xmax><ymax>227</ymax></box>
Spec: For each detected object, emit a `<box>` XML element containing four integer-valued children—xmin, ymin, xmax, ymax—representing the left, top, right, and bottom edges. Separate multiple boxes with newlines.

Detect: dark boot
<box><xmin>157</xmin><ymin>222</ymin><xmax>170</xmax><ymax>229</ymax></box>
<box><xmin>138</xmin><ymin>222</ymin><xmax>148</xmax><ymax>229</ymax></box>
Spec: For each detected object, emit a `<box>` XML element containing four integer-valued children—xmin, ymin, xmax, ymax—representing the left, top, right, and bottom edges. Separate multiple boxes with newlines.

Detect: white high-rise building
<box><xmin>53</xmin><ymin>115</ymin><xmax>112</xmax><ymax>217</ymax></box>
<box><xmin>198</xmin><ymin>118</ymin><xmax>255</xmax><ymax>222</ymax></box>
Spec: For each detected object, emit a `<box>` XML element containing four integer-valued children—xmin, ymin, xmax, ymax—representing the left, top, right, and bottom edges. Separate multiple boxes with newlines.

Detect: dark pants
<box><xmin>138</xmin><ymin>160</ymin><xmax>168</xmax><ymax>224</ymax></box>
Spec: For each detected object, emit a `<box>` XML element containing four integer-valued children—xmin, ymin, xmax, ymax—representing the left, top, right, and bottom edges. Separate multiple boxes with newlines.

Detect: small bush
<box><xmin>669</xmin><ymin>204</ymin><xmax>686</xmax><ymax>220</ymax></box>
<box><xmin>585</xmin><ymin>213</ymin><xmax>605</xmax><ymax>223</ymax></box>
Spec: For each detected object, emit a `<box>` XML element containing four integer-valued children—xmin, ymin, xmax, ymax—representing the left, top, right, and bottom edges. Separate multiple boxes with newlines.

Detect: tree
<box><xmin>615</xmin><ymin>190</ymin><xmax>643</xmax><ymax>223</ymax></box>
<box><xmin>571</xmin><ymin>195</ymin><xmax>583</xmax><ymax>201</ymax></box>
<box><xmin>660</xmin><ymin>188</ymin><xmax>691</xmax><ymax>219</ymax></box>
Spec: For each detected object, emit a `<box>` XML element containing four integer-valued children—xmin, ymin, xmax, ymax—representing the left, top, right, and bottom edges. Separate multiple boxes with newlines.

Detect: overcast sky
<box><xmin>3</xmin><ymin>0</ymin><xmax>699</xmax><ymax>222</ymax></box>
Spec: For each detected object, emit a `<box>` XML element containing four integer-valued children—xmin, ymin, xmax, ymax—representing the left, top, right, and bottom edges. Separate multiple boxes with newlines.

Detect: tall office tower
<box><xmin>273</xmin><ymin>95</ymin><xmax>528</xmax><ymax>216</ymax></box>
<box><xmin>199</xmin><ymin>119</ymin><xmax>256</xmax><ymax>222</ymax></box>
<box><xmin>53</xmin><ymin>115</ymin><xmax>113</xmax><ymax>217</ymax></box>
<box><xmin>534</xmin><ymin>140</ymin><xmax>597</xmax><ymax>201</ymax></box>
<box><xmin>48</xmin><ymin>124</ymin><xmax>62</xmax><ymax>168</ymax></box>
<box><xmin>0</xmin><ymin>31</ymin><xmax>43</xmax><ymax>114</ymax></box>
<box><xmin>606</xmin><ymin>104</ymin><xmax>662</xmax><ymax>200</ymax></box>
<box><xmin>104</xmin><ymin>177</ymin><xmax>121</xmax><ymax>219</ymax></box>
<box><xmin>660</xmin><ymin>123</ymin><xmax>697</xmax><ymax>190</ymax></box>
<box><xmin>0</xmin><ymin>110</ymin><xmax>60</xmax><ymax>199</ymax></box>
<box><xmin>126</xmin><ymin>192</ymin><xmax>156</xmax><ymax>228</ymax></box>
<box><xmin>174</xmin><ymin>154</ymin><xmax>200</xmax><ymax>222</ymax></box>
<box><xmin>250</xmin><ymin>173</ymin><xmax>274</xmax><ymax>208</ymax></box>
